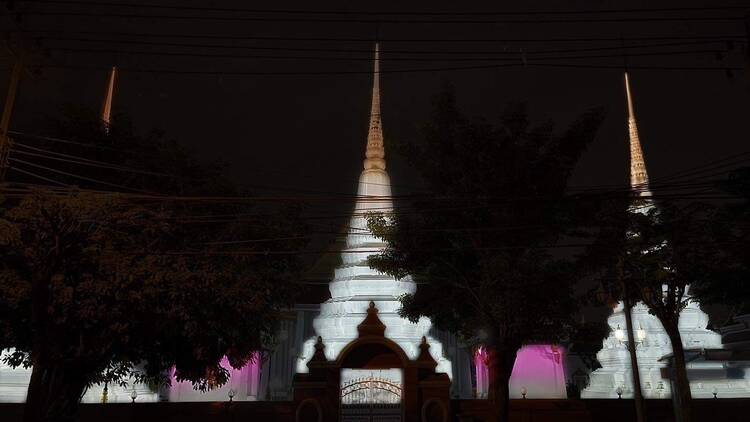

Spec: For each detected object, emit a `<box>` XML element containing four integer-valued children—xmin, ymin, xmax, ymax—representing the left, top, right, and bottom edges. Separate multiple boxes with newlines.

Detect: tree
<box><xmin>691</xmin><ymin>166</ymin><xmax>750</xmax><ymax>316</ymax></box>
<box><xmin>580</xmin><ymin>194</ymin><xmax>652</xmax><ymax>422</ymax></box>
<box><xmin>561</xmin><ymin>317</ymin><xmax>610</xmax><ymax>398</ymax></box>
<box><xmin>367</xmin><ymin>87</ymin><xmax>605</xmax><ymax>422</ymax></box>
<box><xmin>585</xmin><ymin>163</ymin><xmax>750</xmax><ymax>422</ymax></box>
<box><xmin>1</xmin><ymin>109</ymin><xmax>306</xmax><ymax>422</ymax></box>
<box><xmin>607</xmin><ymin>201</ymin><xmax>718</xmax><ymax>422</ymax></box>
<box><xmin>0</xmin><ymin>190</ymin><xmax>304</xmax><ymax>422</ymax></box>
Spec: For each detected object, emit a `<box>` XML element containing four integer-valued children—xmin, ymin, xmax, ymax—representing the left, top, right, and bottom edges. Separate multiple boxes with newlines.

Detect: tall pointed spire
<box><xmin>363</xmin><ymin>43</ymin><xmax>385</xmax><ymax>170</ymax></box>
<box><xmin>101</xmin><ymin>66</ymin><xmax>117</xmax><ymax>128</ymax></box>
<box><xmin>296</xmin><ymin>41</ymin><xmax>453</xmax><ymax>385</ymax></box>
<box><xmin>624</xmin><ymin>72</ymin><xmax>650</xmax><ymax>196</ymax></box>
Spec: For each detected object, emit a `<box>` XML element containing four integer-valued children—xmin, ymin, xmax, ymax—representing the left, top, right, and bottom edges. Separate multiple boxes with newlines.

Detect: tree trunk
<box><xmin>623</xmin><ymin>298</ymin><xmax>647</xmax><ymax>422</ymax></box>
<box><xmin>664</xmin><ymin>321</ymin><xmax>693</xmax><ymax>422</ymax></box>
<box><xmin>486</xmin><ymin>345</ymin><xmax>516</xmax><ymax>422</ymax></box>
<box><xmin>23</xmin><ymin>361</ymin><xmax>89</xmax><ymax>422</ymax></box>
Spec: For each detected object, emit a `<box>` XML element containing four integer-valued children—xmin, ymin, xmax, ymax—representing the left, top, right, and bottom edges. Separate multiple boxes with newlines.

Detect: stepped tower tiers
<box><xmin>295</xmin><ymin>44</ymin><xmax>453</xmax><ymax>381</ymax></box>
<box><xmin>582</xmin><ymin>73</ymin><xmax>750</xmax><ymax>399</ymax></box>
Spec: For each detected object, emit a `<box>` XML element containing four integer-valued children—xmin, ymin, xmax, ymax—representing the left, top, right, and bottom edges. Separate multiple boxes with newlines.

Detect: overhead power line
<box><xmin>8</xmin><ymin>157</ymin><xmax>155</xmax><ymax>193</ymax></box>
<box><xmin>5</xmin><ymin>144</ymin><xmax>748</xmax><ymax>203</ymax></box>
<box><xmin>16</xmin><ymin>0</ymin><xmax>750</xmax><ymax>16</ymax></box>
<box><xmin>22</xmin><ymin>30</ymin><xmax>747</xmax><ymax>44</ymax></box>
<box><xmin>6</xmin><ymin>129</ymin><xmax>748</xmax><ymax>203</ymax></box>
<box><xmin>11</xmin><ymin>142</ymin><xmax>176</xmax><ymax>178</ymax></box>
<box><xmin>120</xmin><ymin>238</ymin><xmax>745</xmax><ymax>257</ymax></box>
<box><xmin>8</xmin><ymin>166</ymin><xmax>70</xmax><ymax>187</ymax></box>
<box><xmin>48</xmin><ymin>41</ymin><xmax>728</xmax><ymax>62</ymax></box>
<box><xmin>8</xmin><ymin>130</ymin><xmax>140</xmax><ymax>155</ymax></box>
<box><xmin>650</xmin><ymin>152</ymin><xmax>750</xmax><ymax>184</ymax></box>
<box><xmin>38</xmin><ymin>62</ymin><xmax>741</xmax><ymax>77</ymax></box>
<box><xmin>36</xmin><ymin>36</ymin><xmax>743</xmax><ymax>56</ymax></box>
<box><xmin>2</xmin><ymin>175</ymin><xmax>743</xmax><ymax>206</ymax></box>
<box><xmin>17</xmin><ymin>1</ymin><xmax>750</xmax><ymax>16</ymax></box>
<box><xmin>15</xmin><ymin>129</ymin><xmax>748</xmax><ymax>200</ymax></box>
<box><xmin>47</xmin><ymin>46</ymin><xmax>730</xmax><ymax>63</ymax></box>
<box><xmin>19</xmin><ymin>10</ymin><xmax>746</xmax><ymax>24</ymax></box>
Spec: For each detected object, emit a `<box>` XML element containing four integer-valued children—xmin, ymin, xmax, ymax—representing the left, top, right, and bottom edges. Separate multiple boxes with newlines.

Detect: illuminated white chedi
<box><xmin>580</xmin><ymin>298</ymin><xmax>750</xmax><ymax>398</ymax></box>
<box><xmin>582</xmin><ymin>73</ymin><xmax>750</xmax><ymax>399</ymax></box>
<box><xmin>295</xmin><ymin>44</ymin><xmax>452</xmax><ymax>379</ymax></box>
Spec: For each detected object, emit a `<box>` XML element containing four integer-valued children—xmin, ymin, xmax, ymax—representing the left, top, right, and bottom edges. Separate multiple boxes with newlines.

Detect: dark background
<box><xmin>2</xmin><ymin>0</ymin><xmax>748</xmax><ymax>195</ymax></box>
<box><xmin>1</xmin><ymin>1</ymin><xmax>748</xmax><ymax>310</ymax></box>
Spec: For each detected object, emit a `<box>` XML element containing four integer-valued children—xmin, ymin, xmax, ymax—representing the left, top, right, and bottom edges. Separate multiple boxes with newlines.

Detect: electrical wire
<box><xmin>649</xmin><ymin>152</ymin><xmax>750</xmax><ymax>184</ymax></box>
<box><xmin>1</xmin><ymin>179</ymin><xmax>741</xmax><ymax>208</ymax></box>
<box><xmin>3</xmin><ymin>161</ymin><xmax>745</xmax><ymax>202</ymax></box>
<box><xmin>36</xmin><ymin>62</ymin><xmax>741</xmax><ymax>77</ymax></box>
<box><xmin>25</xmin><ymin>30</ymin><xmax>745</xmax><ymax>45</ymax></box>
<box><xmin>18</xmin><ymin>1</ymin><xmax>750</xmax><ymax>16</ymax></box>
<box><xmin>8</xmin><ymin>158</ymin><xmax>156</xmax><ymax>193</ymax></box>
<box><xmin>4</xmin><ymin>130</ymin><xmax>748</xmax><ymax>205</ymax></box>
<box><xmin>47</xmin><ymin>46</ymin><xmax>729</xmax><ymax>63</ymax></box>
<box><xmin>8</xmin><ymin>130</ymin><xmax>141</xmax><ymax>155</ymax></box>
<box><xmin>11</xmin><ymin>142</ymin><xmax>178</xmax><ymax>178</ymax></box>
<box><xmin>18</xmin><ymin>10</ymin><xmax>746</xmax><ymax>24</ymax></box>
<box><xmin>8</xmin><ymin>166</ymin><xmax>71</xmax><ymax>187</ymax></box>
<box><xmin>125</xmin><ymin>237</ymin><xmax>744</xmax><ymax>257</ymax></box>
<box><xmin>35</xmin><ymin>36</ymin><xmax>742</xmax><ymax>55</ymax></box>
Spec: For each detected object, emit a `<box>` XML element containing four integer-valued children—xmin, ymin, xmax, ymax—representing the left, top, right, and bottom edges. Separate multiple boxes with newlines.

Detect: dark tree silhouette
<box><xmin>691</xmin><ymin>167</ymin><xmax>750</xmax><ymax>316</ymax></box>
<box><xmin>0</xmin><ymin>110</ymin><xmax>306</xmax><ymax>422</ymax></box>
<box><xmin>367</xmin><ymin>87</ymin><xmax>606</xmax><ymax>422</ymax></box>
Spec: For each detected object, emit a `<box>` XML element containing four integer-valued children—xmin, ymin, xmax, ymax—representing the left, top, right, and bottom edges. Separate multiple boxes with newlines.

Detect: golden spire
<box><xmin>625</xmin><ymin>72</ymin><xmax>650</xmax><ymax>196</ymax></box>
<box><xmin>101</xmin><ymin>66</ymin><xmax>117</xmax><ymax>128</ymax></box>
<box><xmin>363</xmin><ymin>43</ymin><xmax>385</xmax><ymax>170</ymax></box>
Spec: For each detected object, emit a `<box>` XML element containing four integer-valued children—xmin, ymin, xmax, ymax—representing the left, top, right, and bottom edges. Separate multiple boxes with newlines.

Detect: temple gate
<box><xmin>292</xmin><ymin>302</ymin><xmax>451</xmax><ymax>422</ymax></box>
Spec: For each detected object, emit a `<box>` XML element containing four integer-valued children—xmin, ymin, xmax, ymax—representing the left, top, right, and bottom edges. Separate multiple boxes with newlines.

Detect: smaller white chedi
<box><xmin>295</xmin><ymin>44</ymin><xmax>453</xmax><ymax>382</ymax></box>
<box><xmin>582</xmin><ymin>73</ymin><xmax>750</xmax><ymax>399</ymax></box>
<box><xmin>581</xmin><ymin>298</ymin><xmax>749</xmax><ymax>398</ymax></box>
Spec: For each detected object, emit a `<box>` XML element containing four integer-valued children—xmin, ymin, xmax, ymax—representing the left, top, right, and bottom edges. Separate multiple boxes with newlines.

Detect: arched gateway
<box><xmin>293</xmin><ymin>302</ymin><xmax>451</xmax><ymax>422</ymax></box>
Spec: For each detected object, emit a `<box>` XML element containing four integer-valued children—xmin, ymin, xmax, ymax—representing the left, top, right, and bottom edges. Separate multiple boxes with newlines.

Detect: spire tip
<box><xmin>101</xmin><ymin>66</ymin><xmax>117</xmax><ymax>128</ymax></box>
<box><xmin>624</xmin><ymin>72</ymin><xmax>650</xmax><ymax>194</ymax></box>
<box><xmin>364</xmin><ymin>43</ymin><xmax>385</xmax><ymax>170</ymax></box>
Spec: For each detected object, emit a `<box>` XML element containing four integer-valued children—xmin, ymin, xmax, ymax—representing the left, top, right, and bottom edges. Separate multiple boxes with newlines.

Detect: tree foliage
<box><xmin>691</xmin><ymin>167</ymin><xmax>750</xmax><ymax>315</ymax></box>
<box><xmin>1</xmin><ymin>109</ymin><xmax>306</xmax><ymax>421</ymax></box>
<box><xmin>590</xmin><ymin>198</ymin><xmax>726</xmax><ymax>422</ymax></box>
<box><xmin>367</xmin><ymin>87</ymin><xmax>606</xmax><ymax>420</ymax></box>
<box><xmin>0</xmin><ymin>191</ymin><xmax>303</xmax><ymax>383</ymax></box>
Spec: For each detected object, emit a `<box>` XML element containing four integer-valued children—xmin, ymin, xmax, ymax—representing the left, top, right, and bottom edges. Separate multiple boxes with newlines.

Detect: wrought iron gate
<box><xmin>340</xmin><ymin>377</ymin><xmax>402</xmax><ymax>422</ymax></box>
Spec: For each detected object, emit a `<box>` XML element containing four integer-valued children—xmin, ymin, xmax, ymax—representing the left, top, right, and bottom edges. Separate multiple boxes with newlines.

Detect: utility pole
<box><xmin>622</xmin><ymin>280</ymin><xmax>647</xmax><ymax>422</ymax></box>
<box><xmin>0</xmin><ymin>53</ymin><xmax>23</xmax><ymax>182</ymax></box>
<box><xmin>617</xmin><ymin>40</ymin><xmax>647</xmax><ymax>420</ymax></box>
<box><xmin>1</xmin><ymin>0</ymin><xmax>34</xmax><ymax>183</ymax></box>
<box><xmin>617</xmin><ymin>258</ymin><xmax>646</xmax><ymax>422</ymax></box>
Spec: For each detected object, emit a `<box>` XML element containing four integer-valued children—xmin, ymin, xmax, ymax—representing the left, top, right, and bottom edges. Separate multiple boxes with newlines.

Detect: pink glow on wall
<box><xmin>509</xmin><ymin>345</ymin><xmax>566</xmax><ymax>399</ymax></box>
<box><xmin>474</xmin><ymin>346</ymin><xmax>490</xmax><ymax>398</ymax></box>
<box><xmin>473</xmin><ymin>345</ymin><xmax>567</xmax><ymax>399</ymax></box>
<box><xmin>167</xmin><ymin>353</ymin><xmax>262</xmax><ymax>401</ymax></box>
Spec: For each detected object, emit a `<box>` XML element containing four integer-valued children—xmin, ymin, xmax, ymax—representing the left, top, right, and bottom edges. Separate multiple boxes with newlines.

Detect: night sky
<box><xmin>2</xmin><ymin>0</ymin><xmax>748</xmax><ymax>219</ymax></box>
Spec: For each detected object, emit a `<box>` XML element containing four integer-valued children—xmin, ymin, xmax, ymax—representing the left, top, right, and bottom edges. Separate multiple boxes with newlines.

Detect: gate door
<box><xmin>341</xmin><ymin>376</ymin><xmax>402</xmax><ymax>422</ymax></box>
